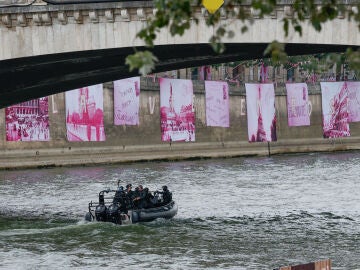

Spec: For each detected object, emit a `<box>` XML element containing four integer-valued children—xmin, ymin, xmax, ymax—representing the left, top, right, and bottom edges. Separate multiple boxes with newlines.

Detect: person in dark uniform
<box><xmin>133</xmin><ymin>186</ymin><xmax>140</xmax><ymax>199</ymax></box>
<box><xmin>161</xmin><ymin>186</ymin><xmax>172</xmax><ymax>204</ymax></box>
<box><xmin>125</xmin><ymin>184</ymin><xmax>135</xmax><ymax>208</ymax></box>
<box><xmin>125</xmin><ymin>184</ymin><xmax>133</xmax><ymax>197</ymax></box>
<box><xmin>133</xmin><ymin>185</ymin><xmax>145</xmax><ymax>208</ymax></box>
<box><xmin>143</xmin><ymin>188</ymin><xmax>155</xmax><ymax>208</ymax></box>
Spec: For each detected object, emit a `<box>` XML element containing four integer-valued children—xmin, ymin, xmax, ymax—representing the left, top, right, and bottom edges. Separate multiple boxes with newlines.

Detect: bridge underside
<box><xmin>0</xmin><ymin>43</ymin><xmax>357</xmax><ymax>108</ymax></box>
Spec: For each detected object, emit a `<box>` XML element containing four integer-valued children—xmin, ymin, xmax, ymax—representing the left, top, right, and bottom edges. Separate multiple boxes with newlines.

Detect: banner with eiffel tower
<box><xmin>245</xmin><ymin>83</ymin><xmax>277</xmax><ymax>142</ymax></box>
<box><xmin>159</xmin><ymin>78</ymin><xmax>195</xmax><ymax>142</ymax></box>
<box><xmin>65</xmin><ymin>84</ymin><xmax>106</xmax><ymax>142</ymax></box>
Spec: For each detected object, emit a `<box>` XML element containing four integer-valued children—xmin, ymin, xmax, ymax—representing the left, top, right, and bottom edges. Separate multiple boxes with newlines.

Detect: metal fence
<box><xmin>141</xmin><ymin>69</ymin><xmax>358</xmax><ymax>95</ymax></box>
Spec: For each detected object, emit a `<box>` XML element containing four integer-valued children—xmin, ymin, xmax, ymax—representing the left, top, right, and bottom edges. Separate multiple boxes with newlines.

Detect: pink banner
<box><xmin>260</xmin><ymin>64</ymin><xmax>268</xmax><ymax>83</ymax></box>
<box><xmin>160</xmin><ymin>78</ymin><xmax>195</xmax><ymax>142</ymax></box>
<box><xmin>5</xmin><ymin>97</ymin><xmax>50</xmax><ymax>142</ymax></box>
<box><xmin>320</xmin><ymin>82</ymin><xmax>350</xmax><ymax>138</ymax></box>
<box><xmin>347</xmin><ymin>81</ymin><xmax>360</xmax><ymax>122</ymax></box>
<box><xmin>205</xmin><ymin>66</ymin><xmax>212</xmax><ymax>80</ymax></box>
<box><xmin>198</xmin><ymin>66</ymin><xmax>205</xmax><ymax>80</ymax></box>
<box><xmin>286</xmin><ymin>83</ymin><xmax>310</xmax><ymax>126</ymax></box>
<box><xmin>205</xmin><ymin>81</ymin><xmax>230</xmax><ymax>127</ymax></box>
<box><xmin>114</xmin><ymin>77</ymin><xmax>140</xmax><ymax>126</ymax></box>
<box><xmin>65</xmin><ymin>84</ymin><xmax>106</xmax><ymax>142</ymax></box>
<box><xmin>245</xmin><ymin>83</ymin><xmax>277</xmax><ymax>142</ymax></box>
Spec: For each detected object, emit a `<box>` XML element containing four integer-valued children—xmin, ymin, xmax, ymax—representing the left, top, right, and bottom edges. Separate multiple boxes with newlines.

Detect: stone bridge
<box><xmin>0</xmin><ymin>0</ymin><xmax>359</xmax><ymax>107</ymax></box>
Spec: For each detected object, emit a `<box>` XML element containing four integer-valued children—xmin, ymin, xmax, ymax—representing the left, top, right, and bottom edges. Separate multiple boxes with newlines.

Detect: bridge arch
<box><xmin>0</xmin><ymin>1</ymin><xmax>359</xmax><ymax>107</ymax></box>
<box><xmin>0</xmin><ymin>2</ymin><xmax>359</xmax><ymax>60</ymax></box>
<box><xmin>0</xmin><ymin>43</ymin><xmax>356</xmax><ymax>108</ymax></box>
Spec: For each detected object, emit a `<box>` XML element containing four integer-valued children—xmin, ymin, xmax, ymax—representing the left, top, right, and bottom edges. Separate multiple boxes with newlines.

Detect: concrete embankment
<box><xmin>0</xmin><ymin>138</ymin><xmax>359</xmax><ymax>170</ymax></box>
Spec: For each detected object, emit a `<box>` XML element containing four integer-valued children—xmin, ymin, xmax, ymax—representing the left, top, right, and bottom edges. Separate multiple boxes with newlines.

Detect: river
<box><xmin>0</xmin><ymin>151</ymin><xmax>359</xmax><ymax>269</ymax></box>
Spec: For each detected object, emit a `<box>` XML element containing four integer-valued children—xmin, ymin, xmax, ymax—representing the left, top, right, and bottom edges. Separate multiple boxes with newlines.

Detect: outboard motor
<box><xmin>99</xmin><ymin>193</ymin><xmax>105</xmax><ymax>205</ymax></box>
<box><xmin>85</xmin><ymin>211</ymin><xmax>93</xmax><ymax>222</ymax></box>
<box><xmin>107</xmin><ymin>203</ymin><xmax>121</xmax><ymax>224</ymax></box>
<box><xmin>95</xmin><ymin>204</ymin><xmax>107</xmax><ymax>221</ymax></box>
<box><xmin>95</xmin><ymin>192</ymin><xmax>107</xmax><ymax>222</ymax></box>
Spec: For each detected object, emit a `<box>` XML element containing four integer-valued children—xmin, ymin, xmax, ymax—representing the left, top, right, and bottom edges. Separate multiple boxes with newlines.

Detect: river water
<box><xmin>0</xmin><ymin>151</ymin><xmax>359</xmax><ymax>270</ymax></box>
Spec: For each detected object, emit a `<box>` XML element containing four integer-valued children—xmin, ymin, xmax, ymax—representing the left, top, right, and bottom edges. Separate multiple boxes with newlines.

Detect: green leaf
<box><xmin>227</xmin><ymin>30</ymin><xmax>235</xmax><ymax>39</ymax></box>
<box><xmin>125</xmin><ymin>51</ymin><xmax>159</xmax><ymax>76</ymax></box>
<box><xmin>264</xmin><ymin>41</ymin><xmax>287</xmax><ymax>64</ymax></box>
<box><xmin>311</xmin><ymin>18</ymin><xmax>322</xmax><ymax>32</ymax></box>
<box><xmin>241</xmin><ymin>25</ymin><xmax>248</xmax><ymax>33</ymax></box>
<box><xmin>283</xmin><ymin>18</ymin><xmax>289</xmax><ymax>37</ymax></box>
<box><xmin>216</xmin><ymin>26</ymin><xmax>226</xmax><ymax>37</ymax></box>
<box><xmin>294</xmin><ymin>25</ymin><xmax>302</xmax><ymax>36</ymax></box>
<box><xmin>209</xmin><ymin>36</ymin><xmax>225</xmax><ymax>54</ymax></box>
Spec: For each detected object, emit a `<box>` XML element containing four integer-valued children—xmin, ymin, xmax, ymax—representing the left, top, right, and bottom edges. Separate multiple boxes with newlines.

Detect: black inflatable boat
<box><xmin>84</xmin><ymin>183</ymin><xmax>178</xmax><ymax>225</ymax></box>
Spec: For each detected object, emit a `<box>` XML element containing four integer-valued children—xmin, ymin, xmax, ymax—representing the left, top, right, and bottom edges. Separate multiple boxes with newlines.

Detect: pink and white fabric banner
<box><xmin>65</xmin><ymin>84</ymin><xmax>106</xmax><ymax>142</ymax></box>
<box><xmin>347</xmin><ymin>81</ymin><xmax>360</xmax><ymax>122</ymax></box>
<box><xmin>245</xmin><ymin>83</ymin><xmax>277</xmax><ymax>142</ymax></box>
<box><xmin>320</xmin><ymin>82</ymin><xmax>350</xmax><ymax>138</ymax></box>
<box><xmin>114</xmin><ymin>77</ymin><xmax>140</xmax><ymax>126</ymax></box>
<box><xmin>198</xmin><ymin>66</ymin><xmax>206</xmax><ymax>80</ymax></box>
<box><xmin>260</xmin><ymin>64</ymin><xmax>268</xmax><ymax>83</ymax></box>
<box><xmin>205</xmin><ymin>66</ymin><xmax>212</xmax><ymax>80</ymax></box>
<box><xmin>160</xmin><ymin>78</ymin><xmax>195</xmax><ymax>142</ymax></box>
<box><xmin>5</xmin><ymin>97</ymin><xmax>50</xmax><ymax>141</ymax></box>
<box><xmin>205</xmin><ymin>81</ymin><xmax>230</xmax><ymax>127</ymax></box>
<box><xmin>286</xmin><ymin>83</ymin><xmax>310</xmax><ymax>126</ymax></box>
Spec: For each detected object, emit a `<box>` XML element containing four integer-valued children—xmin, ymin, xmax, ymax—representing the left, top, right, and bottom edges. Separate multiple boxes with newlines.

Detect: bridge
<box><xmin>0</xmin><ymin>0</ymin><xmax>359</xmax><ymax>108</ymax></box>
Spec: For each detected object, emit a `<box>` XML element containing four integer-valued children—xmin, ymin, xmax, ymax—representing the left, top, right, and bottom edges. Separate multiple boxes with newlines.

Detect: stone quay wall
<box><xmin>0</xmin><ymin>78</ymin><xmax>359</xmax><ymax>169</ymax></box>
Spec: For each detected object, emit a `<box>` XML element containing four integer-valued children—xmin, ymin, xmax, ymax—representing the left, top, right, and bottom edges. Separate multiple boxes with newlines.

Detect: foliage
<box><xmin>125</xmin><ymin>50</ymin><xmax>158</xmax><ymax>76</ymax></box>
<box><xmin>126</xmin><ymin>0</ymin><xmax>360</xmax><ymax>75</ymax></box>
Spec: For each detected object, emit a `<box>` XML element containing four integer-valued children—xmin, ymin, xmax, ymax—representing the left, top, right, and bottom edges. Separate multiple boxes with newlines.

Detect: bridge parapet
<box><xmin>0</xmin><ymin>3</ymin><xmax>155</xmax><ymax>28</ymax></box>
<box><xmin>0</xmin><ymin>1</ymin><xmax>358</xmax><ymax>61</ymax></box>
<box><xmin>0</xmin><ymin>1</ymin><xmax>358</xmax><ymax>28</ymax></box>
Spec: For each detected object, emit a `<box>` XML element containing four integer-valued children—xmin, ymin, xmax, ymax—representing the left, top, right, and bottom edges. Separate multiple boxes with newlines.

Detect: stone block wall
<box><xmin>0</xmin><ymin>78</ymin><xmax>359</xmax><ymax>152</ymax></box>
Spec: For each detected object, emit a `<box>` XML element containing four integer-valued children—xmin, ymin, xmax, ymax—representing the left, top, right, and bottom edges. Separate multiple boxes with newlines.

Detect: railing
<box><xmin>1</xmin><ymin>0</ymin><xmax>357</xmax><ymax>6</ymax></box>
<box><xmin>141</xmin><ymin>70</ymin><xmax>358</xmax><ymax>95</ymax></box>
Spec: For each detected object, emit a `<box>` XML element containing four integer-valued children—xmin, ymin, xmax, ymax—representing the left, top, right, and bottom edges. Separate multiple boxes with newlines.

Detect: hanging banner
<box><xmin>5</xmin><ymin>97</ymin><xmax>50</xmax><ymax>142</ymax></box>
<box><xmin>205</xmin><ymin>66</ymin><xmax>212</xmax><ymax>80</ymax></box>
<box><xmin>198</xmin><ymin>66</ymin><xmax>205</xmax><ymax>80</ymax></box>
<box><xmin>286</xmin><ymin>83</ymin><xmax>311</xmax><ymax>126</ymax></box>
<box><xmin>320</xmin><ymin>82</ymin><xmax>350</xmax><ymax>138</ymax></box>
<box><xmin>205</xmin><ymin>81</ymin><xmax>230</xmax><ymax>127</ymax></box>
<box><xmin>245</xmin><ymin>83</ymin><xmax>277</xmax><ymax>142</ymax></box>
<box><xmin>347</xmin><ymin>81</ymin><xmax>360</xmax><ymax>122</ymax></box>
<box><xmin>159</xmin><ymin>78</ymin><xmax>195</xmax><ymax>142</ymax></box>
<box><xmin>114</xmin><ymin>77</ymin><xmax>140</xmax><ymax>126</ymax></box>
<box><xmin>260</xmin><ymin>64</ymin><xmax>268</xmax><ymax>83</ymax></box>
<box><xmin>65</xmin><ymin>84</ymin><xmax>106</xmax><ymax>142</ymax></box>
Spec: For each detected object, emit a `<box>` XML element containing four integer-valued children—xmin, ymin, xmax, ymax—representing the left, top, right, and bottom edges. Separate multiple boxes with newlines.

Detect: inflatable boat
<box><xmin>84</xmin><ymin>184</ymin><xmax>177</xmax><ymax>225</ymax></box>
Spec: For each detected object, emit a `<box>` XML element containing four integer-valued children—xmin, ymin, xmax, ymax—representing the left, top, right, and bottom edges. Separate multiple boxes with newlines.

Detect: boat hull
<box><xmin>132</xmin><ymin>201</ymin><xmax>178</xmax><ymax>223</ymax></box>
<box><xmin>85</xmin><ymin>200</ymin><xmax>178</xmax><ymax>225</ymax></box>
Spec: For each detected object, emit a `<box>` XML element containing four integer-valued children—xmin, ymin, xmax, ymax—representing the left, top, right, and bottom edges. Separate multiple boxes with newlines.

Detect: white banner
<box><xmin>114</xmin><ymin>77</ymin><xmax>140</xmax><ymax>126</ymax></box>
